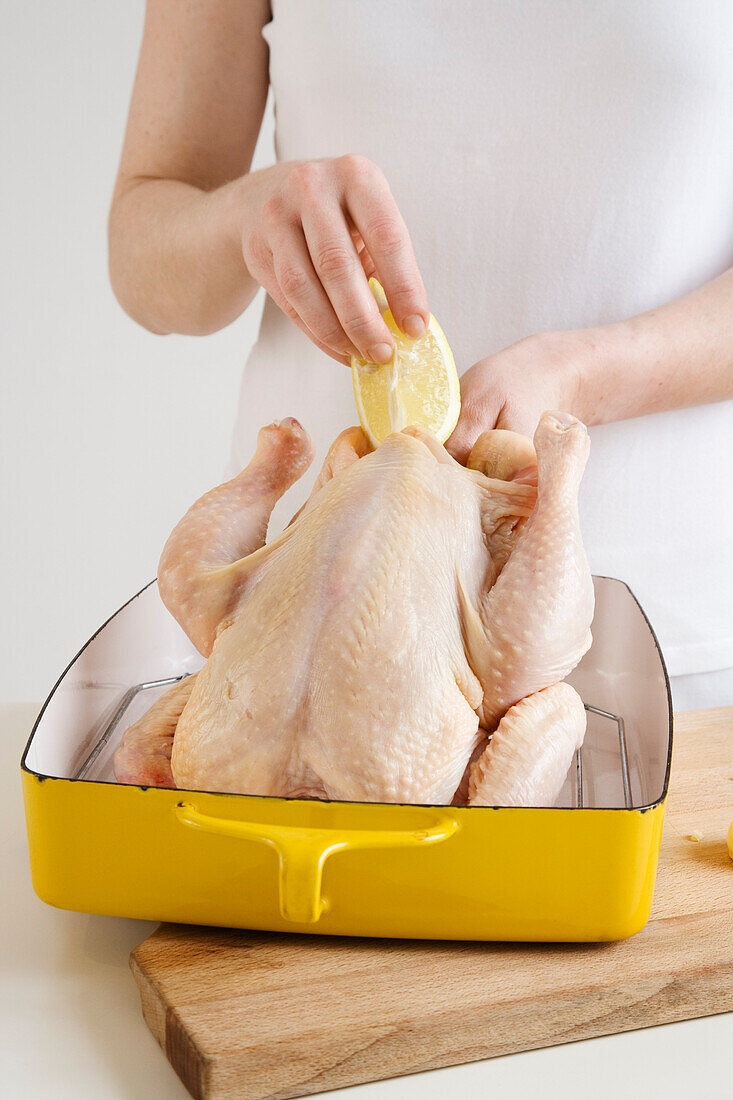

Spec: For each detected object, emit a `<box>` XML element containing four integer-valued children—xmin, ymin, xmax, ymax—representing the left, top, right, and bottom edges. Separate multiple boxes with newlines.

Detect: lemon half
<box><xmin>351</xmin><ymin>278</ymin><xmax>460</xmax><ymax>448</ymax></box>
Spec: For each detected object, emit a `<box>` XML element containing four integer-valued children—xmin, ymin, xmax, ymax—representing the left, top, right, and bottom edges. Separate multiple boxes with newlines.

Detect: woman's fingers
<box><xmin>244</xmin><ymin>157</ymin><xmax>428</xmax><ymax>364</ymax></box>
<box><xmin>353</xmin><ymin>234</ymin><xmax>378</xmax><ymax>280</ymax></box>
<box><xmin>495</xmin><ymin>401</ymin><xmax>544</xmax><ymax>439</ymax></box>
<box><xmin>271</xmin><ymin>221</ymin><xmax>359</xmax><ymax>360</ymax></box>
<box><xmin>446</xmin><ymin>403</ymin><xmax>491</xmax><ymax>465</ymax></box>
<box><xmin>271</xmin><ymin>287</ymin><xmax>351</xmax><ymax>365</ymax></box>
<box><xmin>446</xmin><ymin>364</ymin><xmax>504</xmax><ymax>464</ymax></box>
<box><xmin>254</xmin><ymin>244</ymin><xmax>350</xmax><ymax>364</ymax></box>
<box><xmin>447</xmin><ymin>342</ymin><xmax>573</xmax><ymax>464</ymax></box>
<box><xmin>271</xmin><ymin>284</ymin><xmax>351</xmax><ymax>364</ymax></box>
<box><xmin>243</xmin><ymin>204</ymin><xmax>349</xmax><ymax>364</ymax></box>
<box><xmin>342</xmin><ymin>156</ymin><xmax>428</xmax><ymax>337</ymax></box>
<box><xmin>301</xmin><ymin>196</ymin><xmax>395</xmax><ymax>363</ymax></box>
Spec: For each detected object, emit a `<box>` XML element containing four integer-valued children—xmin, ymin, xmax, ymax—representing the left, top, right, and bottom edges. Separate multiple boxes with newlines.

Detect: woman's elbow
<box><xmin>107</xmin><ymin>181</ymin><xmax>257</xmax><ymax>336</ymax></box>
<box><xmin>107</xmin><ymin>207</ymin><xmax>170</xmax><ymax>334</ymax></box>
<box><xmin>108</xmin><ymin>275</ymin><xmax>172</xmax><ymax>336</ymax></box>
<box><xmin>108</xmin><ymin>258</ymin><xmax>238</xmax><ymax>336</ymax></box>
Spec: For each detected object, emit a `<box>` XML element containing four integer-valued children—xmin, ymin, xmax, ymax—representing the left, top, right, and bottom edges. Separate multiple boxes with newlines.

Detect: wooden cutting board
<box><xmin>131</xmin><ymin>707</ymin><xmax>733</xmax><ymax>1100</ymax></box>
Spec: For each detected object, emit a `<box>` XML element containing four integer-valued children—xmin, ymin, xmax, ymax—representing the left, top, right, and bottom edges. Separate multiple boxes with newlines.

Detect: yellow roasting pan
<box><xmin>21</xmin><ymin>576</ymin><xmax>672</xmax><ymax>941</ymax></box>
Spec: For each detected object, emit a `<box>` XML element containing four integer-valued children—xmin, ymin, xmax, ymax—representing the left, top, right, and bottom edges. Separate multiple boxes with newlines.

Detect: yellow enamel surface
<box><xmin>175</xmin><ymin>800</ymin><xmax>460</xmax><ymax>924</ymax></box>
<box><xmin>22</xmin><ymin>769</ymin><xmax>666</xmax><ymax>941</ymax></box>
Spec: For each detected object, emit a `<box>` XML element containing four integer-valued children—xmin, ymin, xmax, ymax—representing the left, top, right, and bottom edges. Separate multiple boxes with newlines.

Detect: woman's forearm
<box><xmin>108</xmin><ymin>173</ymin><xmax>258</xmax><ymax>337</ymax></box>
<box><xmin>577</xmin><ymin>266</ymin><xmax>733</xmax><ymax>425</ymax></box>
<box><xmin>449</xmin><ymin>265</ymin><xmax>733</xmax><ymax>460</ymax></box>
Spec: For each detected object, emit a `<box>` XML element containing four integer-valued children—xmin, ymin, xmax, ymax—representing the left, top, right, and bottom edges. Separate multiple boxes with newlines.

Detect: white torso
<box><xmin>230</xmin><ymin>0</ymin><xmax>733</xmax><ymax>684</ymax></box>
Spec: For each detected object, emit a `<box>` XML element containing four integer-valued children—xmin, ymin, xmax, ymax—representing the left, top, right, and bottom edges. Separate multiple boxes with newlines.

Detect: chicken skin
<box><xmin>115</xmin><ymin>412</ymin><xmax>593</xmax><ymax>806</ymax></box>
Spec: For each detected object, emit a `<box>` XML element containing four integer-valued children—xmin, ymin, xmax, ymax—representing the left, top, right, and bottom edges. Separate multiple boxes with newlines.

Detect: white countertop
<box><xmin>4</xmin><ymin>700</ymin><xmax>730</xmax><ymax>1099</ymax></box>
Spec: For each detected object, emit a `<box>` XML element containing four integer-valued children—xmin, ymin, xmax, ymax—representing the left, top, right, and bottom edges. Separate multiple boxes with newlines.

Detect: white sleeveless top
<box><xmin>230</xmin><ymin>0</ymin><xmax>733</xmax><ymax>683</ymax></box>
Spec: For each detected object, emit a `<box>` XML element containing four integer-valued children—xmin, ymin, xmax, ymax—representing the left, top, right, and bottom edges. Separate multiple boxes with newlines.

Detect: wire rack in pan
<box><xmin>75</xmin><ymin>675</ymin><xmax>634</xmax><ymax>809</ymax></box>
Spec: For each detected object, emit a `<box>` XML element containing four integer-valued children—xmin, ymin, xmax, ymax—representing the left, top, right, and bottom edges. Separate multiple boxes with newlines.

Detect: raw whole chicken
<box><xmin>114</xmin><ymin>411</ymin><xmax>594</xmax><ymax>806</ymax></box>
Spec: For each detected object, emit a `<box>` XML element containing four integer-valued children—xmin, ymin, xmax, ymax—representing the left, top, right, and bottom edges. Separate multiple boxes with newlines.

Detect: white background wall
<box><xmin>1</xmin><ymin>4</ymin><xmax>275</xmax><ymax>700</ymax></box>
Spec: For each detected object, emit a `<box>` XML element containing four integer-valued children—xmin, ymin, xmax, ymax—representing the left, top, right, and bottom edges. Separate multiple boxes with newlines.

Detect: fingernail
<box><xmin>368</xmin><ymin>342</ymin><xmax>394</xmax><ymax>364</ymax></box>
<box><xmin>402</xmin><ymin>314</ymin><xmax>427</xmax><ymax>338</ymax></box>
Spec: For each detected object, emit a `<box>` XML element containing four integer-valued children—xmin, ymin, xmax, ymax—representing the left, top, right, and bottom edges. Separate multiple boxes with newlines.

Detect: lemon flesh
<box><xmin>351</xmin><ymin>279</ymin><xmax>460</xmax><ymax>448</ymax></box>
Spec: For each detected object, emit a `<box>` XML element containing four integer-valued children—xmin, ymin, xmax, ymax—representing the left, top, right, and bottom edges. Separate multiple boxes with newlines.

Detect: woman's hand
<box><xmin>448</xmin><ymin>265</ymin><xmax>733</xmax><ymax>465</ymax></box>
<box><xmin>239</xmin><ymin>157</ymin><xmax>429</xmax><ymax>365</ymax></box>
<box><xmin>446</xmin><ymin>331</ymin><xmax>591</xmax><ymax>464</ymax></box>
<box><xmin>109</xmin><ymin>3</ymin><xmax>428</xmax><ymax>350</ymax></box>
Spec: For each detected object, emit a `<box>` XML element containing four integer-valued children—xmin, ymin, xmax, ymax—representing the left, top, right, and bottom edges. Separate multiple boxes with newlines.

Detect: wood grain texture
<box><xmin>131</xmin><ymin>708</ymin><xmax>733</xmax><ymax>1100</ymax></box>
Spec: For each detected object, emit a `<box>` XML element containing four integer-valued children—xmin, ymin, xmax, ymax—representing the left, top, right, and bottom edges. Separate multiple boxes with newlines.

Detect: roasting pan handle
<box><xmin>175</xmin><ymin>801</ymin><xmax>460</xmax><ymax>925</ymax></box>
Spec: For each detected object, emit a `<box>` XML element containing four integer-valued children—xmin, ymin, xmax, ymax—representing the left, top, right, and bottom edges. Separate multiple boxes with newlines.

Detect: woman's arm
<box><xmin>447</xmin><ymin>266</ymin><xmax>733</xmax><ymax>461</ymax></box>
<box><xmin>109</xmin><ymin>0</ymin><xmax>271</xmax><ymax>336</ymax></box>
<box><xmin>109</xmin><ymin>0</ymin><xmax>428</xmax><ymax>362</ymax></box>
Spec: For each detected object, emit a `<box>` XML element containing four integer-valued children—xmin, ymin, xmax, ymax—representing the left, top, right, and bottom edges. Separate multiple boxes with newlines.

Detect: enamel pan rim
<box><xmin>21</xmin><ymin>576</ymin><xmax>674</xmax><ymax>813</ymax></box>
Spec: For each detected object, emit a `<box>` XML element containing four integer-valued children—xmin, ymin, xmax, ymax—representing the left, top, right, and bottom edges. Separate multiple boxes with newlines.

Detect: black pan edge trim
<box><xmin>22</xmin><ymin>576</ymin><xmax>674</xmax><ymax>813</ymax></box>
<box><xmin>20</xmin><ymin>579</ymin><xmax>157</xmax><ymax>777</ymax></box>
